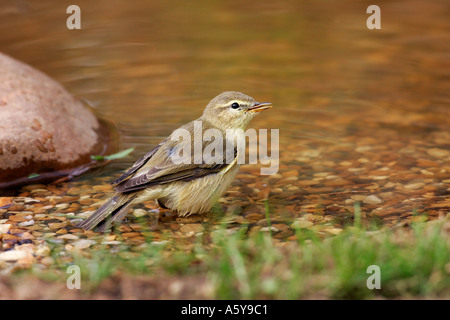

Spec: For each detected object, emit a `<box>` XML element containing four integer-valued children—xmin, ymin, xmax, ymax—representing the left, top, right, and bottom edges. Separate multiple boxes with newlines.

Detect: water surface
<box><xmin>1</xmin><ymin>0</ymin><xmax>449</xmax><ymax>229</ymax></box>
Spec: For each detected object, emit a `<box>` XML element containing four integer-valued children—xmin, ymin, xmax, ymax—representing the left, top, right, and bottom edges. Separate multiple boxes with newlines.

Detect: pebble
<box><xmin>0</xmin><ymin>224</ymin><xmax>12</xmax><ymax>234</ymax></box>
<box><xmin>48</xmin><ymin>222</ymin><xmax>67</xmax><ymax>230</ymax></box>
<box><xmin>404</xmin><ymin>182</ymin><xmax>425</xmax><ymax>190</ymax></box>
<box><xmin>324</xmin><ymin>227</ymin><xmax>343</xmax><ymax>235</ymax></box>
<box><xmin>2</xmin><ymin>234</ymin><xmax>20</xmax><ymax>245</ymax></box>
<box><xmin>55</xmin><ymin>203</ymin><xmax>69</xmax><ymax>210</ymax></box>
<box><xmin>426</xmin><ymin>148</ymin><xmax>449</xmax><ymax>159</ymax></box>
<box><xmin>77</xmin><ymin>211</ymin><xmax>93</xmax><ymax>218</ymax></box>
<box><xmin>417</xmin><ymin>159</ymin><xmax>439</xmax><ymax>167</ymax></box>
<box><xmin>291</xmin><ymin>219</ymin><xmax>314</xmax><ymax>229</ymax></box>
<box><xmin>57</xmin><ymin>234</ymin><xmax>79</xmax><ymax>240</ymax></box>
<box><xmin>102</xmin><ymin>240</ymin><xmax>122</xmax><ymax>245</ymax></box>
<box><xmin>179</xmin><ymin>223</ymin><xmax>203</xmax><ymax>234</ymax></box>
<box><xmin>72</xmin><ymin>239</ymin><xmax>96</xmax><ymax>250</ymax></box>
<box><xmin>35</xmin><ymin>244</ymin><xmax>51</xmax><ymax>256</ymax></box>
<box><xmin>132</xmin><ymin>208</ymin><xmax>148</xmax><ymax>218</ymax></box>
<box><xmin>122</xmin><ymin>232</ymin><xmax>140</xmax><ymax>238</ymax></box>
<box><xmin>260</xmin><ymin>226</ymin><xmax>279</xmax><ymax>232</ymax></box>
<box><xmin>351</xmin><ymin>195</ymin><xmax>367</xmax><ymax>202</ymax></box>
<box><xmin>0</xmin><ymin>197</ymin><xmax>13</xmax><ymax>208</ymax></box>
<box><xmin>270</xmin><ymin>188</ymin><xmax>284</xmax><ymax>194</ymax></box>
<box><xmin>92</xmin><ymin>185</ymin><xmax>113</xmax><ymax>192</ymax></box>
<box><xmin>8</xmin><ymin>215</ymin><xmax>27</xmax><ymax>222</ymax></box>
<box><xmin>372</xmin><ymin>175</ymin><xmax>389</xmax><ymax>180</ymax></box>
<box><xmin>34</xmin><ymin>214</ymin><xmax>50</xmax><ymax>220</ymax></box>
<box><xmin>13</xmin><ymin>197</ymin><xmax>38</xmax><ymax>204</ymax></box>
<box><xmin>40</xmin><ymin>256</ymin><xmax>54</xmax><ymax>266</ymax></box>
<box><xmin>103</xmin><ymin>235</ymin><xmax>116</xmax><ymax>241</ymax></box>
<box><xmin>19</xmin><ymin>220</ymin><xmax>35</xmax><ymax>227</ymax></box>
<box><xmin>363</xmin><ymin>195</ymin><xmax>383</xmax><ymax>205</ymax></box>
<box><xmin>0</xmin><ymin>250</ymin><xmax>27</xmax><ymax>261</ymax></box>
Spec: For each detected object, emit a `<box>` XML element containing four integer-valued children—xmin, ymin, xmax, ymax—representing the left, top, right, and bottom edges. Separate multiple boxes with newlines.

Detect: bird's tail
<box><xmin>77</xmin><ymin>194</ymin><xmax>135</xmax><ymax>232</ymax></box>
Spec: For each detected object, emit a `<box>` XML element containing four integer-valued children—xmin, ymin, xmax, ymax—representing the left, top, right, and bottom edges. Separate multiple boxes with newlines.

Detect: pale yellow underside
<box><xmin>133</xmin><ymin>158</ymin><xmax>239</xmax><ymax>216</ymax></box>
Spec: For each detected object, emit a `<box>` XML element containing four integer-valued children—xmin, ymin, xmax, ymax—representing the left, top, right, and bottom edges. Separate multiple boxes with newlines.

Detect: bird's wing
<box><xmin>113</xmin><ymin>122</ymin><xmax>237</xmax><ymax>193</ymax></box>
<box><xmin>111</xmin><ymin>140</ymin><xmax>166</xmax><ymax>186</ymax></box>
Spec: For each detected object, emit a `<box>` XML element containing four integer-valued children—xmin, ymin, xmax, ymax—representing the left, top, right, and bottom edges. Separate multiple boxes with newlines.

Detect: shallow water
<box><xmin>1</xmin><ymin>0</ymin><xmax>449</xmax><ymax>229</ymax></box>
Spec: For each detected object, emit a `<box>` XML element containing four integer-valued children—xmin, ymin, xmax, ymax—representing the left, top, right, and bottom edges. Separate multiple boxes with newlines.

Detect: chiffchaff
<box><xmin>78</xmin><ymin>91</ymin><xmax>271</xmax><ymax>231</ymax></box>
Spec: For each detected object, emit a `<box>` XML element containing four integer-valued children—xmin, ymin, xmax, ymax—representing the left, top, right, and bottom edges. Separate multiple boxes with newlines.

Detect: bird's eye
<box><xmin>231</xmin><ymin>102</ymin><xmax>240</xmax><ymax>109</ymax></box>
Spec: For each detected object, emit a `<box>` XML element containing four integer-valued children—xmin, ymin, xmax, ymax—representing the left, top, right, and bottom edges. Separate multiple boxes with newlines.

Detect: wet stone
<box><xmin>2</xmin><ymin>234</ymin><xmax>20</xmax><ymax>245</ymax></box>
<box><xmin>363</xmin><ymin>195</ymin><xmax>383</xmax><ymax>205</ymax></box>
<box><xmin>179</xmin><ymin>224</ymin><xmax>203</xmax><ymax>234</ymax></box>
<box><xmin>132</xmin><ymin>209</ymin><xmax>148</xmax><ymax>218</ymax></box>
<box><xmin>57</xmin><ymin>234</ymin><xmax>79</xmax><ymax>240</ymax></box>
<box><xmin>48</xmin><ymin>222</ymin><xmax>67</xmax><ymax>230</ymax></box>
<box><xmin>260</xmin><ymin>226</ymin><xmax>279</xmax><ymax>232</ymax></box>
<box><xmin>404</xmin><ymin>182</ymin><xmax>425</xmax><ymax>190</ymax></box>
<box><xmin>0</xmin><ymin>250</ymin><xmax>28</xmax><ymax>262</ymax></box>
<box><xmin>0</xmin><ymin>224</ymin><xmax>12</xmax><ymax>234</ymax></box>
<box><xmin>426</xmin><ymin>148</ymin><xmax>449</xmax><ymax>159</ymax></box>
<box><xmin>72</xmin><ymin>239</ymin><xmax>96</xmax><ymax>250</ymax></box>
<box><xmin>0</xmin><ymin>197</ymin><xmax>12</xmax><ymax>208</ymax></box>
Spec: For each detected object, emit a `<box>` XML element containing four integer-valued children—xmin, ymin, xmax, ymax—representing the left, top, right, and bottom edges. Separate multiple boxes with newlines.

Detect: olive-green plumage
<box><xmin>78</xmin><ymin>91</ymin><xmax>271</xmax><ymax>232</ymax></box>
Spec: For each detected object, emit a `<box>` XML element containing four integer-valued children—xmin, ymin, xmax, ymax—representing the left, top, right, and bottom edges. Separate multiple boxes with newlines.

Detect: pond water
<box><xmin>1</xmin><ymin>0</ymin><xmax>449</xmax><ymax>234</ymax></box>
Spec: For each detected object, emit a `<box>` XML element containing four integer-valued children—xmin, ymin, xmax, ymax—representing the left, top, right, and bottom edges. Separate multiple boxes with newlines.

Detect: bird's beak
<box><xmin>247</xmin><ymin>102</ymin><xmax>272</xmax><ymax>113</ymax></box>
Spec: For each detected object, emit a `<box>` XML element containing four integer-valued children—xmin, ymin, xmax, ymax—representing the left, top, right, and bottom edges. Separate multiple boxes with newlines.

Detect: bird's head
<box><xmin>202</xmin><ymin>91</ymin><xmax>271</xmax><ymax>131</ymax></box>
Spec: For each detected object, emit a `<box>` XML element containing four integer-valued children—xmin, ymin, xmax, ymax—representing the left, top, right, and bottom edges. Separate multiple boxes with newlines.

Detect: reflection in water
<box><xmin>0</xmin><ymin>0</ymin><xmax>449</xmax><ymax>227</ymax></box>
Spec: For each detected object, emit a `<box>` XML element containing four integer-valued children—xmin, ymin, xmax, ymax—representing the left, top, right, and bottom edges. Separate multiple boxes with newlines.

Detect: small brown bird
<box><xmin>78</xmin><ymin>91</ymin><xmax>271</xmax><ymax>231</ymax></box>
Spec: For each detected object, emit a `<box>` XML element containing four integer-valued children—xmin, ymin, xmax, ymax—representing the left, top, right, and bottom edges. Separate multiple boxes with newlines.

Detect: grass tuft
<box><xmin>25</xmin><ymin>208</ymin><xmax>450</xmax><ymax>299</ymax></box>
